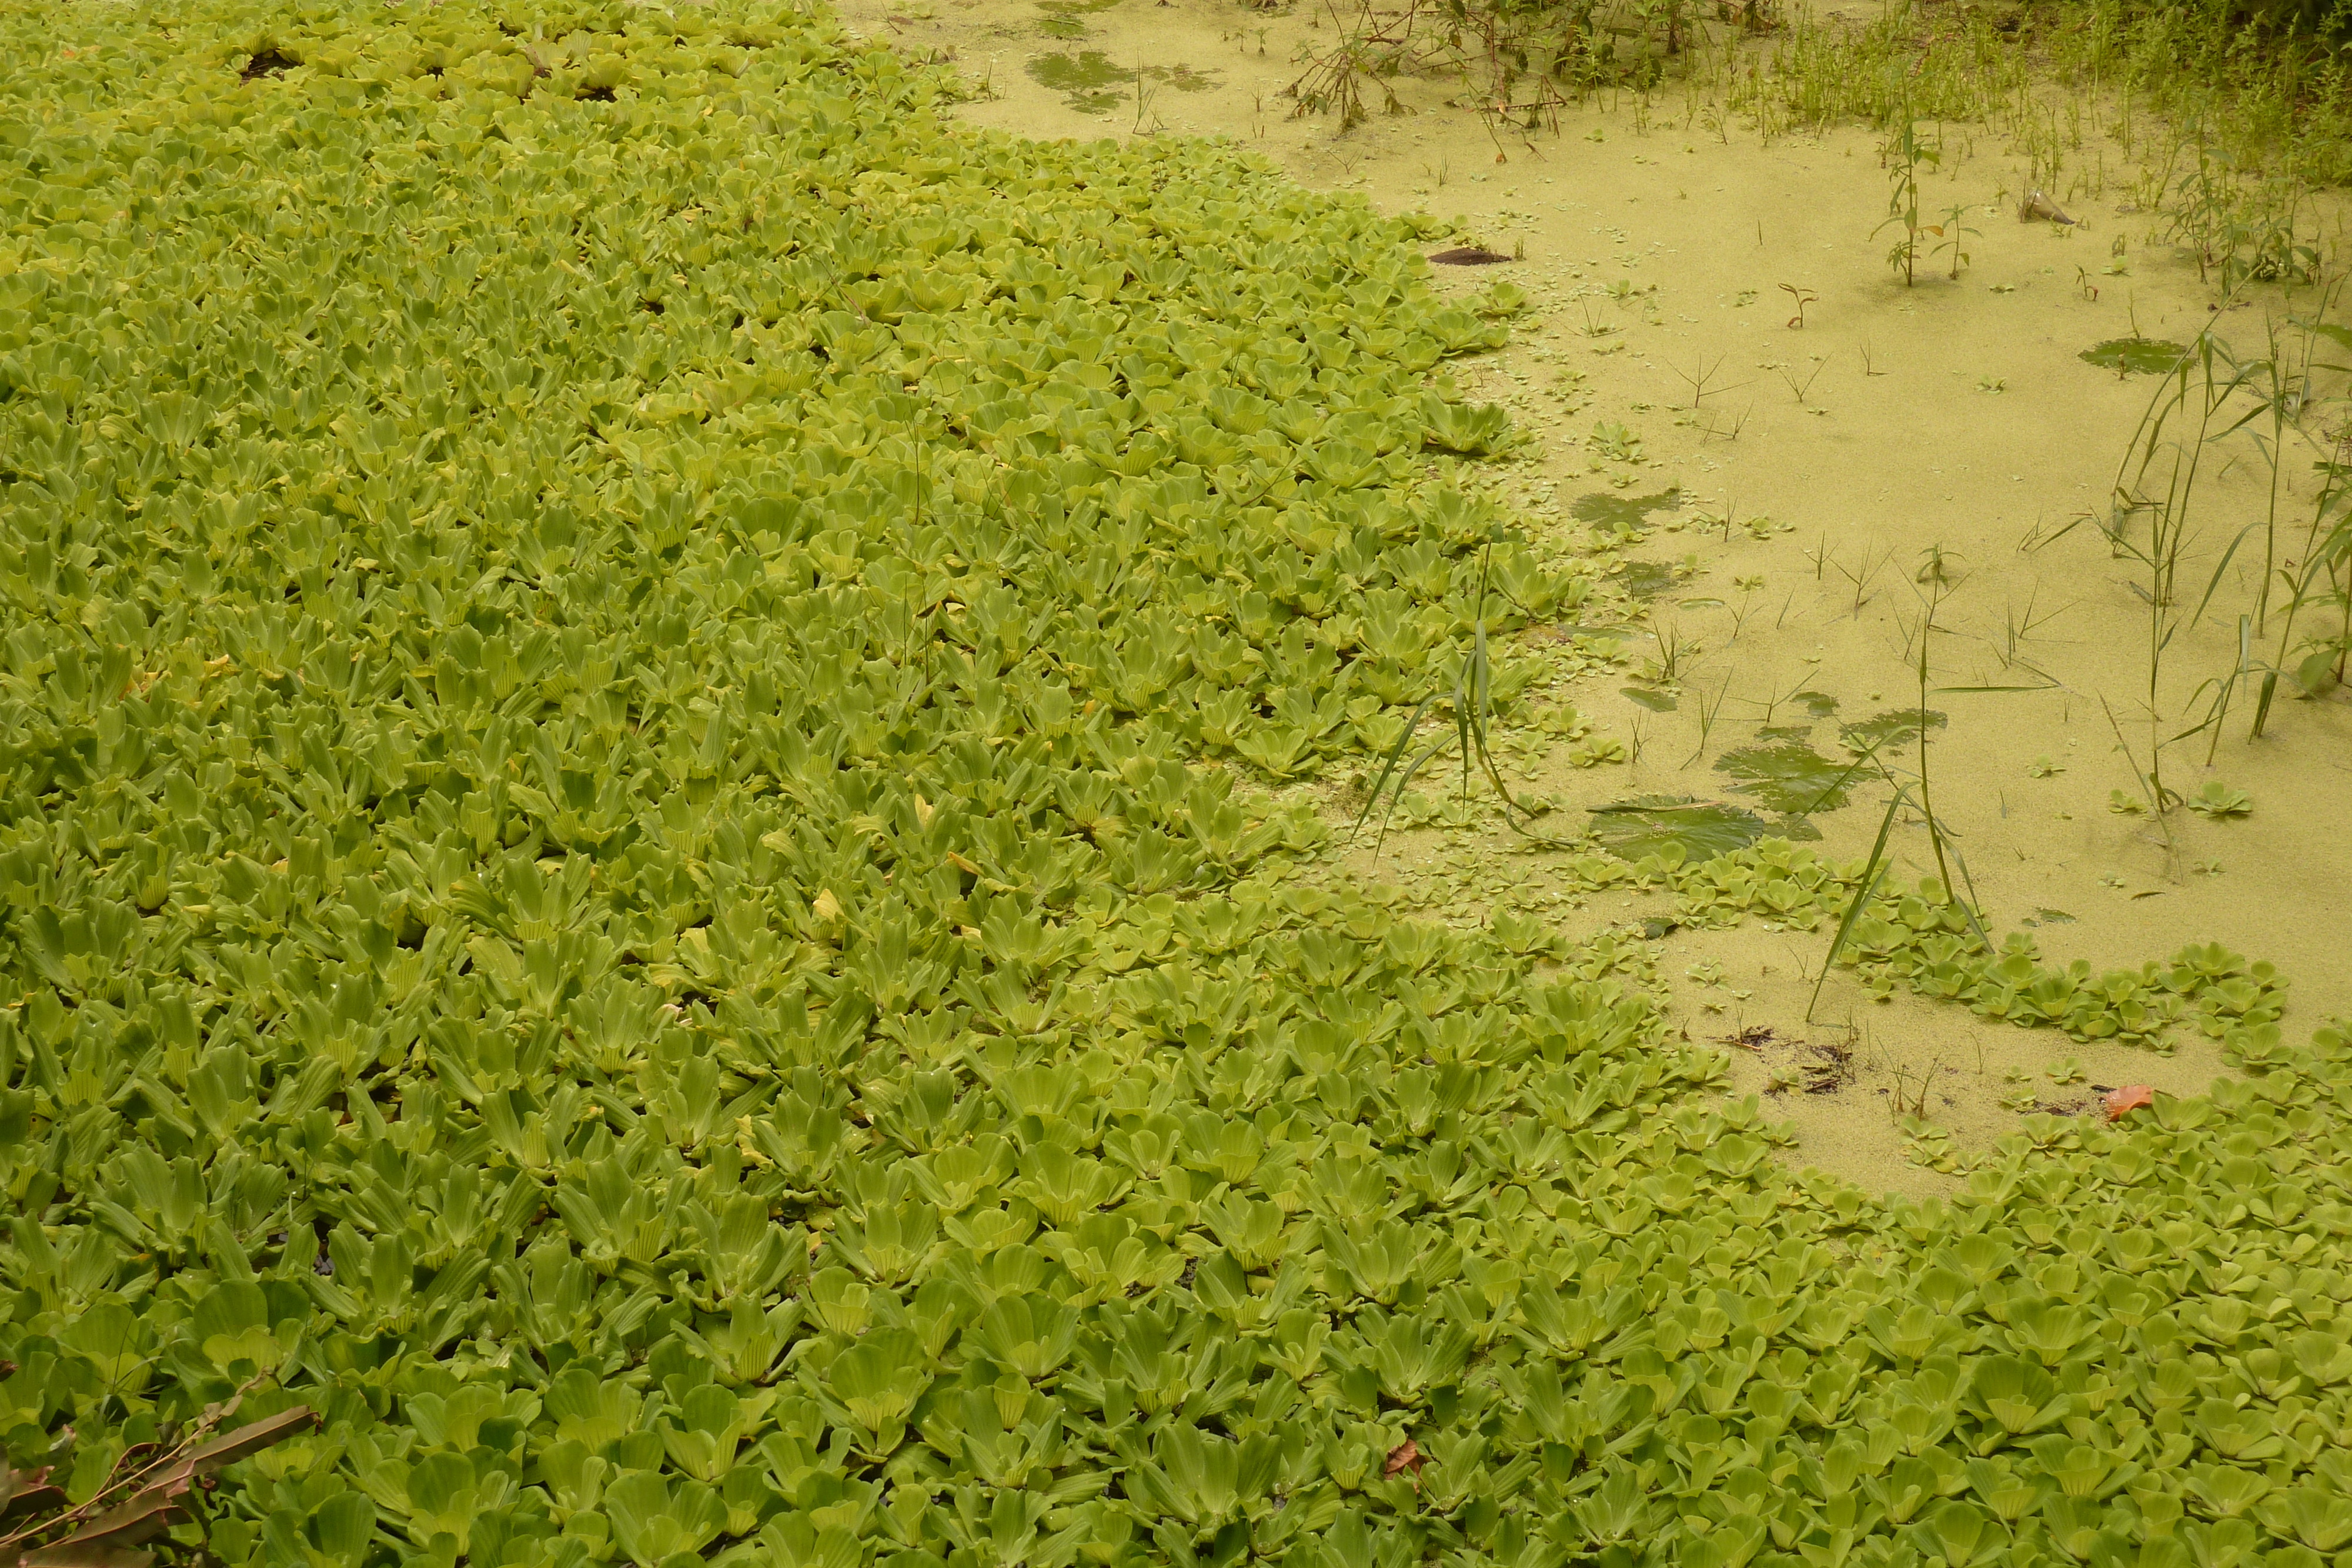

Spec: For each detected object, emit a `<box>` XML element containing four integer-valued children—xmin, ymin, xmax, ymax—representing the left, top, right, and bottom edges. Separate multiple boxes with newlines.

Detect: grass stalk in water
<box><xmin>2040</xmin><ymin>317</ymin><xmax>2250</xmax><ymax>810</ymax></box>
<box><xmin>2253</xmin><ymin>290</ymin><xmax>2352</xmax><ymax>725</ymax></box>
<box><xmin>1351</xmin><ymin>544</ymin><xmax>1572</xmax><ymax>854</ymax></box>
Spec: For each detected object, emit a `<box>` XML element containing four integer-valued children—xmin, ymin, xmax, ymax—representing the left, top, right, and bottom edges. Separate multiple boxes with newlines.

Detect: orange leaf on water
<box><xmin>1384</xmin><ymin>1440</ymin><xmax>1425</xmax><ymax>1479</ymax></box>
<box><xmin>2105</xmin><ymin>1084</ymin><xmax>2155</xmax><ymax>1121</ymax></box>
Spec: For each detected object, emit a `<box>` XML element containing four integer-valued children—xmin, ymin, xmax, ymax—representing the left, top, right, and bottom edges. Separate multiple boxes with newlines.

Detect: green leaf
<box><xmin>603</xmin><ymin>1471</ymin><xmax>729</xmax><ymax>1568</ymax></box>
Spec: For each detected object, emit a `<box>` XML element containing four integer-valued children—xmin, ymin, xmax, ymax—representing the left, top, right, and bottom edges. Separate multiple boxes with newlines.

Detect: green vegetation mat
<box><xmin>5</xmin><ymin>4</ymin><xmax>2352</xmax><ymax>1567</ymax></box>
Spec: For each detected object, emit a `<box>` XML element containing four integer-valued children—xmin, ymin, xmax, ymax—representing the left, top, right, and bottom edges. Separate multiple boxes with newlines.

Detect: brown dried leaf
<box><xmin>180</xmin><ymin>1407</ymin><xmax>319</xmax><ymax>1476</ymax></box>
<box><xmin>2104</xmin><ymin>1084</ymin><xmax>2155</xmax><ymax>1121</ymax></box>
<box><xmin>2</xmin><ymin>1480</ymin><xmax>66</xmax><ymax>1526</ymax></box>
<box><xmin>18</xmin><ymin>1547</ymin><xmax>156</xmax><ymax>1568</ymax></box>
<box><xmin>2</xmin><ymin>1466</ymin><xmax>51</xmax><ymax>1518</ymax></box>
<box><xmin>1383</xmin><ymin>1439</ymin><xmax>1425</xmax><ymax>1479</ymax></box>
<box><xmin>34</xmin><ymin>1483</ymin><xmax>189</xmax><ymax>1555</ymax></box>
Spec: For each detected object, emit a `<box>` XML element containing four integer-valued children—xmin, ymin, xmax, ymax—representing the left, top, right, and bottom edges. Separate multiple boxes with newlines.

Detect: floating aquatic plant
<box><xmin>2080</xmin><ymin>337</ymin><xmax>2195</xmax><ymax>376</ymax></box>
<box><xmin>2</xmin><ymin>8</ymin><xmax>2347</xmax><ymax>1568</ymax></box>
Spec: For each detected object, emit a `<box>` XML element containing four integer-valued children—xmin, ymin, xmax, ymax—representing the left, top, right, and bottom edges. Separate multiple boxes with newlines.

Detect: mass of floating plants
<box><xmin>4</xmin><ymin>4</ymin><xmax>2351</xmax><ymax>1568</ymax></box>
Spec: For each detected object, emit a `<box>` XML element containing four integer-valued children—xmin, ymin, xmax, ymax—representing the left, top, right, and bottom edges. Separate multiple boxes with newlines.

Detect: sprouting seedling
<box><xmin>1874</xmin><ymin>119</ymin><xmax>1942</xmax><ymax>288</ymax></box>
<box><xmin>1745</xmin><ymin>671</ymin><xmax>1816</xmax><ymax>727</ymax></box>
<box><xmin>1698</xmin><ymin>401</ymin><xmax>1754</xmax><ymax>442</ymax></box>
<box><xmin>1833</xmin><ymin>542</ymin><xmax>1892</xmax><ymax>616</ymax></box>
<box><xmin>1725</xmin><ymin>596</ymin><xmax>1759</xmax><ymax>647</ymax></box>
<box><xmin>1646</xmin><ymin>616</ymin><xmax>1701</xmax><ymax>685</ymax></box>
<box><xmin>1671</xmin><ymin>350</ymin><xmax>1749</xmax><ymax>409</ymax></box>
<box><xmin>1886</xmin><ymin>1054</ymin><xmax>1945</xmax><ymax>1121</ymax></box>
<box><xmin>1774</xmin><ymin>357</ymin><xmax>1826</xmax><ymax>406</ymax></box>
<box><xmin>1996</xmin><ymin>593</ymin><xmax>2064</xmax><ymax>658</ymax></box>
<box><xmin>1681</xmin><ymin>666</ymin><xmax>1736</xmax><ymax>768</ymax></box>
<box><xmin>1781</xmin><ymin>284</ymin><xmax>1816</xmax><ymax>328</ymax></box>
<box><xmin>1936</xmin><ymin>200</ymin><xmax>1980</xmax><ymax>279</ymax></box>
<box><xmin>2076</xmin><ymin>266</ymin><xmax>2099</xmax><ymax>303</ymax></box>
<box><xmin>1915</xmin><ymin>543</ymin><xmax>1962</xmax><ymax>586</ymax></box>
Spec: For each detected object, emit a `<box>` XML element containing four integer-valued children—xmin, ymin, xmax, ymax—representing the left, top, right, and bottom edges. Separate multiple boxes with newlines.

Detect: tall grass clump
<box><xmin>2043</xmin><ymin>0</ymin><xmax>2352</xmax><ymax>186</ymax></box>
<box><xmin>1287</xmin><ymin>0</ymin><xmax>1779</xmax><ymax>135</ymax></box>
<box><xmin>2033</xmin><ymin>283</ymin><xmax>2352</xmax><ymax>821</ymax></box>
<box><xmin>1719</xmin><ymin>0</ymin><xmax>2030</xmax><ymax>135</ymax></box>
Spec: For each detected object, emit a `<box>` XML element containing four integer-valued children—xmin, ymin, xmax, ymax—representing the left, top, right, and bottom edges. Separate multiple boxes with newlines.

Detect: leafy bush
<box><xmin>7</xmin><ymin>5</ymin><xmax>2352</xmax><ymax>1568</ymax></box>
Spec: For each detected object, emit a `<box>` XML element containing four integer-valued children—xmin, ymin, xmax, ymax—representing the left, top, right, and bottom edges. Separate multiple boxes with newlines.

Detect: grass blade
<box><xmin>1350</xmin><ymin>692</ymin><xmax>1442</xmax><ymax>842</ymax></box>
<box><xmin>1806</xmin><ymin>784</ymin><xmax>1907</xmax><ymax>1024</ymax></box>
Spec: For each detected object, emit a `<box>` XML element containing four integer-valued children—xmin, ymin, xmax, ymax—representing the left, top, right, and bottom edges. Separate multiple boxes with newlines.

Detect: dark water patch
<box><xmin>1027</xmin><ymin>51</ymin><xmax>1214</xmax><ymax>103</ymax></box>
<box><xmin>1572</xmin><ymin>487</ymin><xmax>1682</xmax><ymax>533</ymax></box>
<box><xmin>2081</xmin><ymin>338</ymin><xmax>2191</xmax><ymax>376</ymax></box>
<box><xmin>1839</xmin><ymin>706</ymin><xmax>1946</xmax><ymax>754</ymax></box>
<box><xmin>1587</xmin><ymin>795</ymin><xmax>1813</xmax><ymax>862</ymax></box>
<box><xmin>1621</xmin><ymin>686</ymin><xmax>1678</xmax><ymax>713</ymax></box>
<box><xmin>1617</xmin><ymin>560</ymin><xmax>1679</xmax><ymax>599</ymax></box>
<box><xmin>1027</xmin><ymin>50</ymin><xmax>1127</xmax><ymax>109</ymax></box>
<box><xmin>1716</xmin><ymin>740</ymin><xmax>1859</xmax><ymax>814</ymax></box>
<box><xmin>1038</xmin><ymin>0</ymin><xmax>1119</xmax><ymax>34</ymax></box>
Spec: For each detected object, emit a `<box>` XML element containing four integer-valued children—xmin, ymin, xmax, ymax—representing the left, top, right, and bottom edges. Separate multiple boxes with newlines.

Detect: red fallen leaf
<box><xmin>2106</xmin><ymin>1084</ymin><xmax>2156</xmax><ymax>1121</ymax></box>
<box><xmin>1384</xmin><ymin>1440</ymin><xmax>1425</xmax><ymax>1480</ymax></box>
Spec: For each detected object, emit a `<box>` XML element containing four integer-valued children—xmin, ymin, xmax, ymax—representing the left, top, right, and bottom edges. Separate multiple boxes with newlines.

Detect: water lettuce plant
<box><xmin>5</xmin><ymin>6</ymin><xmax>2352</xmax><ymax>1568</ymax></box>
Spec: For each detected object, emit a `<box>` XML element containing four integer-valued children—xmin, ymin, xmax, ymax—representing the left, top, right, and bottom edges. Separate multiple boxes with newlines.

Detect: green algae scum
<box><xmin>4</xmin><ymin>3</ymin><xmax>2352</xmax><ymax>1568</ymax></box>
